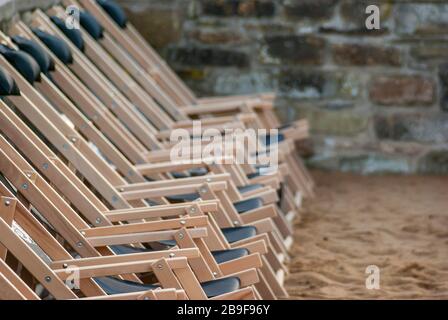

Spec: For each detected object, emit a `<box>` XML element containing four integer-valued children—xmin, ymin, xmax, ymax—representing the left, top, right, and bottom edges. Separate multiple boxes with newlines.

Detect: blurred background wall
<box><xmin>116</xmin><ymin>0</ymin><xmax>448</xmax><ymax>174</ymax></box>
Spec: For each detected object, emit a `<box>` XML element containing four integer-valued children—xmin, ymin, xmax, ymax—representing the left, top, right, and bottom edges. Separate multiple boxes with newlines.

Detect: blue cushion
<box><xmin>221</xmin><ymin>226</ymin><xmax>257</xmax><ymax>243</ymax></box>
<box><xmin>0</xmin><ymin>45</ymin><xmax>41</xmax><ymax>84</ymax></box>
<box><xmin>0</xmin><ymin>66</ymin><xmax>20</xmax><ymax>96</ymax></box>
<box><xmin>97</xmin><ymin>0</ymin><xmax>128</xmax><ymax>28</ymax></box>
<box><xmin>233</xmin><ymin>197</ymin><xmax>264</xmax><ymax>214</ymax></box>
<box><xmin>80</xmin><ymin>11</ymin><xmax>104</xmax><ymax>40</ymax></box>
<box><xmin>11</xmin><ymin>36</ymin><xmax>54</xmax><ymax>75</ymax></box>
<box><xmin>237</xmin><ymin>184</ymin><xmax>263</xmax><ymax>194</ymax></box>
<box><xmin>32</xmin><ymin>28</ymin><xmax>73</xmax><ymax>65</ymax></box>
<box><xmin>50</xmin><ymin>16</ymin><xmax>85</xmax><ymax>52</ymax></box>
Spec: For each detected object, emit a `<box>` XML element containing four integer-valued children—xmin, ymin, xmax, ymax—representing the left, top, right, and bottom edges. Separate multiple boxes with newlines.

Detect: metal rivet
<box><xmin>76</xmin><ymin>241</ymin><xmax>83</xmax><ymax>247</ymax></box>
<box><xmin>169</xmin><ymin>253</ymin><xmax>175</xmax><ymax>258</ymax></box>
<box><xmin>206</xmin><ymin>178</ymin><xmax>212</xmax><ymax>183</ymax></box>
<box><xmin>119</xmin><ymin>188</ymin><xmax>125</xmax><ymax>192</ymax></box>
<box><xmin>26</xmin><ymin>173</ymin><xmax>32</xmax><ymax>178</ymax></box>
<box><xmin>44</xmin><ymin>276</ymin><xmax>52</xmax><ymax>283</ymax></box>
<box><xmin>4</xmin><ymin>200</ymin><xmax>11</xmax><ymax>206</ymax></box>
<box><xmin>200</xmin><ymin>187</ymin><xmax>207</xmax><ymax>194</ymax></box>
<box><xmin>178</xmin><ymin>233</ymin><xmax>184</xmax><ymax>239</ymax></box>
<box><xmin>81</xmin><ymin>231</ymin><xmax>86</xmax><ymax>235</ymax></box>
<box><xmin>213</xmin><ymin>272</ymin><xmax>218</xmax><ymax>276</ymax></box>
<box><xmin>70</xmin><ymin>137</ymin><xmax>77</xmax><ymax>143</ymax></box>
<box><xmin>189</xmin><ymin>207</ymin><xmax>196</xmax><ymax>213</ymax></box>
<box><xmin>180</xmin><ymin>220</ymin><xmax>186</xmax><ymax>225</ymax></box>
<box><xmin>157</xmin><ymin>264</ymin><xmax>163</xmax><ymax>270</ymax></box>
<box><xmin>22</xmin><ymin>183</ymin><xmax>28</xmax><ymax>190</ymax></box>
<box><xmin>62</xmin><ymin>263</ymin><xmax>68</xmax><ymax>269</ymax></box>
<box><xmin>233</xmin><ymin>221</ymin><xmax>240</xmax><ymax>226</ymax></box>
<box><xmin>95</xmin><ymin>218</ymin><xmax>102</xmax><ymax>224</ymax></box>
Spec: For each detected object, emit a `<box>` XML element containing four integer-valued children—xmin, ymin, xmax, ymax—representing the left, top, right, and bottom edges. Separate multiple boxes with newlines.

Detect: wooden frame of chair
<box><xmin>0</xmin><ymin>25</ymin><xmax>298</xmax><ymax>255</ymax></box>
<box><xmin>24</xmin><ymin>11</ymin><xmax>313</xmax><ymax>201</ymax></box>
<box><xmin>0</xmin><ymin>96</ymin><xmax>285</xmax><ymax>299</ymax></box>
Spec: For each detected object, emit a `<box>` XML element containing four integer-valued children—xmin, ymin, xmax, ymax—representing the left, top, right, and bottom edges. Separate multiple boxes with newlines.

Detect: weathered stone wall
<box><xmin>116</xmin><ymin>0</ymin><xmax>448</xmax><ymax>174</ymax></box>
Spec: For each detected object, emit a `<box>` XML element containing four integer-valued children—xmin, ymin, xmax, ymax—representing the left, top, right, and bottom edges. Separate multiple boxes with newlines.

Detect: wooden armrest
<box><xmin>104</xmin><ymin>201</ymin><xmax>219</xmax><ymax>222</ymax></box>
<box><xmin>239</xmin><ymin>204</ymin><xmax>277</xmax><ymax>224</ymax></box>
<box><xmin>86</xmin><ymin>228</ymin><xmax>208</xmax><ymax>247</ymax></box>
<box><xmin>219</xmin><ymin>253</ymin><xmax>262</xmax><ymax>276</ymax></box>
<box><xmin>81</xmin><ymin>216</ymin><xmax>209</xmax><ymax>237</ymax></box>
<box><xmin>120</xmin><ymin>182</ymin><xmax>227</xmax><ymax>201</ymax></box>
<box><xmin>54</xmin><ymin>257</ymin><xmax>189</xmax><ymax>280</ymax></box>
<box><xmin>51</xmin><ymin>248</ymin><xmax>201</xmax><ymax>269</ymax></box>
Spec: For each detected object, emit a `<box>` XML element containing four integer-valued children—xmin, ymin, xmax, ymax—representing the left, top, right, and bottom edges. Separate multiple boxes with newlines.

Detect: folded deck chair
<box><xmin>27</xmin><ymin>9</ymin><xmax>314</xmax><ymax>200</ymax></box>
<box><xmin>0</xmin><ymin>66</ymin><xmax>287</xmax><ymax>298</ymax></box>
<box><xmin>1</xmin><ymin>27</ymin><xmax>297</xmax><ymax>252</ymax></box>
<box><xmin>66</xmin><ymin>0</ymin><xmax>314</xmax><ymax>192</ymax></box>
<box><xmin>20</xmin><ymin>12</ymin><xmax>308</xmax><ymax>226</ymax></box>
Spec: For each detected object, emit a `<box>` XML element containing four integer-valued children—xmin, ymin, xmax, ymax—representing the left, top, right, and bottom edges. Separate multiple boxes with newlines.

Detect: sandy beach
<box><xmin>286</xmin><ymin>171</ymin><xmax>448</xmax><ymax>299</ymax></box>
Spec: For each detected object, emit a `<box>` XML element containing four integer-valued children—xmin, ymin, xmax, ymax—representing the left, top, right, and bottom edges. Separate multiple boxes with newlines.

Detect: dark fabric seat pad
<box><xmin>11</xmin><ymin>36</ymin><xmax>54</xmax><ymax>75</ymax></box>
<box><xmin>221</xmin><ymin>226</ymin><xmax>257</xmax><ymax>244</ymax></box>
<box><xmin>97</xmin><ymin>0</ymin><xmax>128</xmax><ymax>28</ymax></box>
<box><xmin>95</xmin><ymin>275</ymin><xmax>240</xmax><ymax>298</ymax></box>
<box><xmin>234</xmin><ymin>197</ymin><xmax>264</xmax><ymax>214</ymax></box>
<box><xmin>32</xmin><ymin>28</ymin><xmax>73</xmax><ymax>65</ymax></box>
<box><xmin>237</xmin><ymin>184</ymin><xmax>263</xmax><ymax>194</ymax></box>
<box><xmin>50</xmin><ymin>16</ymin><xmax>85</xmax><ymax>52</ymax></box>
<box><xmin>0</xmin><ymin>66</ymin><xmax>20</xmax><ymax>96</ymax></box>
<box><xmin>0</xmin><ymin>45</ymin><xmax>41</xmax><ymax>84</ymax></box>
<box><xmin>80</xmin><ymin>11</ymin><xmax>104</xmax><ymax>40</ymax></box>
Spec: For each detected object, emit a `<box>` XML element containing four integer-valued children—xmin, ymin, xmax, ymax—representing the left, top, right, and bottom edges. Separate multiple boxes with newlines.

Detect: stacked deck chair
<box><xmin>0</xmin><ymin>63</ymin><xmax>285</xmax><ymax>299</ymax></box>
<box><xmin>0</xmin><ymin>0</ymin><xmax>316</xmax><ymax>301</ymax></box>
<box><xmin>5</xmin><ymin>23</ymin><xmax>295</xmax><ymax>261</ymax></box>
<box><xmin>35</xmin><ymin>4</ymin><xmax>314</xmax><ymax>202</ymax></box>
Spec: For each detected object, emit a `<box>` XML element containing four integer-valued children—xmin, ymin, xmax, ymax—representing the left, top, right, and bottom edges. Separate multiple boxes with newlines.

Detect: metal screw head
<box><xmin>4</xmin><ymin>200</ymin><xmax>11</xmax><ymax>206</ymax></box>
<box><xmin>178</xmin><ymin>233</ymin><xmax>184</xmax><ymax>239</ymax></box>
<box><xmin>26</xmin><ymin>173</ymin><xmax>32</xmax><ymax>178</ymax></box>
<box><xmin>169</xmin><ymin>253</ymin><xmax>175</xmax><ymax>258</ymax></box>
<box><xmin>200</xmin><ymin>187</ymin><xmax>207</xmax><ymax>194</ymax></box>
<box><xmin>233</xmin><ymin>221</ymin><xmax>240</xmax><ymax>226</ymax></box>
<box><xmin>189</xmin><ymin>207</ymin><xmax>196</xmax><ymax>213</ymax></box>
<box><xmin>206</xmin><ymin>178</ymin><xmax>212</xmax><ymax>183</ymax></box>
<box><xmin>180</xmin><ymin>220</ymin><xmax>186</xmax><ymax>225</ymax></box>
<box><xmin>22</xmin><ymin>183</ymin><xmax>28</xmax><ymax>190</ymax></box>
<box><xmin>95</xmin><ymin>217</ymin><xmax>102</xmax><ymax>224</ymax></box>
<box><xmin>76</xmin><ymin>241</ymin><xmax>83</xmax><ymax>247</ymax></box>
<box><xmin>44</xmin><ymin>276</ymin><xmax>52</xmax><ymax>283</ymax></box>
<box><xmin>119</xmin><ymin>188</ymin><xmax>125</xmax><ymax>192</ymax></box>
<box><xmin>62</xmin><ymin>263</ymin><xmax>68</xmax><ymax>269</ymax></box>
<box><xmin>157</xmin><ymin>264</ymin><xmax>163</xmax><ymax>270</ymax></box>
<box><xmin>70</xmin><ymin>137</ymin><xmax>77</xmax><ymax>143</ymax></box>
<box><xmin>81</xmin><ymin>231</ymin><xmax>86</xmax><ymax>236</ymax></box>
<box><xmin>213</xmin><ymin>272</ymin><xmax>218</xmax><ymax>277</ymax></box>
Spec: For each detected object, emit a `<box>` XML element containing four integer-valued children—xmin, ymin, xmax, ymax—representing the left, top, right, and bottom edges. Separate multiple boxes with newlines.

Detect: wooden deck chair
<box><xmin>24</xmin><ymin>10</ymin><xmax>314</xmax><ymax>201</ymax></box>
<box><xmin>0</xmin><ymin>187</ymin><xmax>254</xmax><ymax>300</ymax></box>
<box><xmin>15</xmin><ymin>11</ymin><xmax>308</xmax><ymax>225</ymax></box>
<box><xmin>0</xmin><ymin>68</ymin><xmax>287</xmax><ymax>298</ymax></box>
<box><xmin>2</xmin><ymin>26</ymin><xmax>300</xmax><ymax>254</ymax></box>
<box><xmin>64</xmin><ymin>0</ymin><xmax>315</xmax><ymax>192</ymax></box>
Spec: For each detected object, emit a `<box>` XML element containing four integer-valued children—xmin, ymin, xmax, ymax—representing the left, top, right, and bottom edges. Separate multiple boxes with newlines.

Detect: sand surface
<box><xmin>285</xmin><ymin>171</ymin><xmax>448</xmax><ymax>299</ymax></box>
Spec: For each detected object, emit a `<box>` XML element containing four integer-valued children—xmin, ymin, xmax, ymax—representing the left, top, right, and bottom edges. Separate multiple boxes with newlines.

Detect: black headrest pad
<box><xmin>11</xmin><ymin>36</ymin><xmax>55</xmax><ymax>75</ymax></box>
<box><xmin>0</xmin><ymin>44</ymin><xmax>41</xmax><ymax>84</ymax></box>
<box><xmin>32</xmin><ymin>28</ymin><xmax>73</xmax><ymax>65</ymax></box>
<box><xmin>97</xmin><ymin>0</ymin><xmax>127</xmax><ymax>29</ymax></box>
<box><xmin>50</xmin><ymin>16</ymin><xmax>85</xmax><ymax>52</ymax></box>
<box><xmin>80</xmin><ymin>11</ymin><xmax>104</xmax><ymax>40</ymax></box>
<box><xmin>0</xmin><ymin>66</ymin><xmax>20</xmax><ymax>96</ymax></box>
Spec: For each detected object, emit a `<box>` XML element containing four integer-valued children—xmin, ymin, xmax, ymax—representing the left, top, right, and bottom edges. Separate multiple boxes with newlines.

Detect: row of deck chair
<box><xmin>0</xmin><ymin>0</ymin><xmax>314</xmax><ymax>300</ymax></box>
